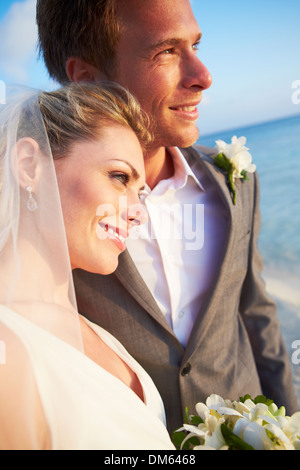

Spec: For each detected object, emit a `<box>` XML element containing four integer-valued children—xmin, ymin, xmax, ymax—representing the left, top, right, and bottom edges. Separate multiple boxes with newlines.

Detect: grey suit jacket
<box><xmin>73</xmin><ymin>145</ymin><xmax>298</xmax><ymax>434</ymax></box>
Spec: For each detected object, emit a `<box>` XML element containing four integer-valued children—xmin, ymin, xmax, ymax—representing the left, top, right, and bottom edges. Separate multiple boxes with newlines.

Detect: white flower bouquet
<box><xmin>172</xmin><ymin>394</ymin><xmax>300</xmax><ymax>450</ymax></box>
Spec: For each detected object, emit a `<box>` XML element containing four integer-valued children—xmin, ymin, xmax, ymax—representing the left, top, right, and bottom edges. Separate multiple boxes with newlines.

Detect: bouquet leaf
<box><xmin>239</xmin><ymin>394</ymin><xmax>274</xmax><ymax>407</ymax></box>
<box><xmin>221</xmin><ymin>424</ymin><xmax>255</xmax><ymax>450</ymax></box>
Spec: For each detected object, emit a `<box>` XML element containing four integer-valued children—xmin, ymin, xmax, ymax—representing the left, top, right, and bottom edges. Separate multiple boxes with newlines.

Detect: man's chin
<box><xmin>153</xmin><ymin>126</ymin><xmax>200</xmax><ymax>150</ymax></box>
<box><xmin>170</xmin><ymin>129</ymin><xmax>200</xmax><ymax>149</ymax></box>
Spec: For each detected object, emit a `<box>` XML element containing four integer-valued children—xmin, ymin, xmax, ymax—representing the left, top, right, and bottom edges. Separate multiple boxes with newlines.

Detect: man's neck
<box><xmin>144</xmin><ymin>146</ymin><xmax>175</xmax><ymax>190</ymax></box>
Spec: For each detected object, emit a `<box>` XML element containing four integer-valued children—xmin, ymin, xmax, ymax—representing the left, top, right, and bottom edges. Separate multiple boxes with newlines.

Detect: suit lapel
<box><xmin>181</xmin><ymin>145</ymin><xmax>245</xmax><ymax>357</ymax></box>
<box><xmin>114</xmin><ymin>250</ymin><xmax>175</xmax><ymax>335</ymax></box>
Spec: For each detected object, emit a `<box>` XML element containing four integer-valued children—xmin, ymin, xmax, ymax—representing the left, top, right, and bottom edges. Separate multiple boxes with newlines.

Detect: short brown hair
<box><xmin>36</xmin><ymin>0</ymin><xmax>121</xmax><ymax>84</ymax></box>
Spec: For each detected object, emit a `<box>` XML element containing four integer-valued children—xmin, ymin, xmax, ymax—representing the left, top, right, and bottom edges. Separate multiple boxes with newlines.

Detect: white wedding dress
<box><xmin>0</xmin><ymin>305</ymin><xmax>175</xmax><ymax>450</ymax></box>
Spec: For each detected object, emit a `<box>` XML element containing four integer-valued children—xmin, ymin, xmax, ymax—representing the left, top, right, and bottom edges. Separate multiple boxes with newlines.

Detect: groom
<box><xmin>37</xmin><ymin>0</ymin><xmax>298</xmax><ymax>432</ymax></box>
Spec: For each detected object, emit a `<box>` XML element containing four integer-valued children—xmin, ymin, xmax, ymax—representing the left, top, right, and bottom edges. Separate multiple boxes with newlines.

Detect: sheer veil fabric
<box><xmin>0</xmin><ymin>84</ymin><xmax>176</xmax><ymax>451</ymax></box>
<box><xmin>0</xmin><ymin>86</ymin><xmax>86</xmax><ymax>448</ymax></box>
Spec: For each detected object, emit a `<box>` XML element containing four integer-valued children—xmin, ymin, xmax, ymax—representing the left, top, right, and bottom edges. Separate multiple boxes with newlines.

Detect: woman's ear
<box><xmin>13</xmin><ymin>137</ymin><xmax>42</xmax><ymax>191</ymax></box>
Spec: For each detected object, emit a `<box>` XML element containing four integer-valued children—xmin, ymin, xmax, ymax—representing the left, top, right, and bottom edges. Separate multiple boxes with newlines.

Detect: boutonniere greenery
<box><xmin>213</xmin><ymin>136</ymin><xmax>256</xmax><ymax>205</ymax></box>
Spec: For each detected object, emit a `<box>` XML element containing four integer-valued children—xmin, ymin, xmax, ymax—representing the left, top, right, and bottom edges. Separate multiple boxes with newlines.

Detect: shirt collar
<box><xmin>169</xmin><ymin>147</ymin><xmax>205</xmax><ymax>191</ymax></box>
<box><xmin>142</xmin><ymin>147</ymin><xmax>205</xmax><ymax>197</ymax></box>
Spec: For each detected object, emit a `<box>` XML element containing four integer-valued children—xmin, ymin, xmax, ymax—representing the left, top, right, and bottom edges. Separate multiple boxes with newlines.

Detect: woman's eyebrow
<box><xmin>112</xmin><ymin>159</ymin><xmax>144</xmax><ymax>189</ymax></box>
<box><xmin>121</xmin><ymin>160</ymin><xmax>141</xmax><ymax>181</ymax></box>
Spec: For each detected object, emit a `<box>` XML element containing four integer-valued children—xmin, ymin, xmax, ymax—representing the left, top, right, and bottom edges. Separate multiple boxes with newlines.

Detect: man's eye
<box><xmin>156</xmin><ymin>48</ymin><xmax>174</xmax><ymax>58</ymax></box>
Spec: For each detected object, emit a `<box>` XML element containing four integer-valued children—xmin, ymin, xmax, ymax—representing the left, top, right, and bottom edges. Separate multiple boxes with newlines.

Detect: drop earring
<box><xmin>26</xmin><ymin>186</ymin><xmax>38</xmax><ymax>212</ymax></box>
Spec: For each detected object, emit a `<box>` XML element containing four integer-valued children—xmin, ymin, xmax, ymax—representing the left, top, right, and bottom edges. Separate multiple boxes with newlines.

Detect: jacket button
<box><xmin>181</xmin><ymin>363</ymin><xmax>191</xmax><ymax>376</ymax></box>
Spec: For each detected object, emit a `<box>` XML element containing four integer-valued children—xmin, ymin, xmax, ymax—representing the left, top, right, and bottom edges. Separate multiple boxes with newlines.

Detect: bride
<box><xmin>0</xmin><ymin>82</ymin><xmax>175</xmax><ymax>450</ymax></box>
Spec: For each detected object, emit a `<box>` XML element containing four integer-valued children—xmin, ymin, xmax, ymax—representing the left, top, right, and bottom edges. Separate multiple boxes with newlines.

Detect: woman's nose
<box><xmin>127</xmin><ymin>201</ymin><xmax>148</xmax><ymax>228</ymax></box>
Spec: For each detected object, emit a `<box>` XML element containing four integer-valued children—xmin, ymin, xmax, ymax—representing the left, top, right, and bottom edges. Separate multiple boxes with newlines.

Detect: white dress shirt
<box><xmin>126</xmin><ymin>147</ymin><xmax>225</xmax><ymax>347</ymax></box>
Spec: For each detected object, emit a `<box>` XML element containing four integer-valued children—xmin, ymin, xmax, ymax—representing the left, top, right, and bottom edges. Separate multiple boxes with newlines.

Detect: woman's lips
<box><xmin>96</xmin><ymin>223</ymin><xmax>127</xmax><ymax>251</ymax></box>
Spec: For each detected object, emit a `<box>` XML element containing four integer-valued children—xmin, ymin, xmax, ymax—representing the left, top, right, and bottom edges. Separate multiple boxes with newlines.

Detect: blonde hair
<box><xmin>39</xmin><ymin>81</ymin><xmax>152</xmax><ymax>158</ymax></box>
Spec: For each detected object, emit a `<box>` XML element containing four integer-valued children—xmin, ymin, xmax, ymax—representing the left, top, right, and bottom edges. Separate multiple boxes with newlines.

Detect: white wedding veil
<box><xmin>0</xmin><ymin>81</ymin><xmax>152</xmax><ymax>450</ymax></box>
<box><xmin>0</xmin><ymin>85</ymin><xmax>85</xmax><ymax>449</ymax></box>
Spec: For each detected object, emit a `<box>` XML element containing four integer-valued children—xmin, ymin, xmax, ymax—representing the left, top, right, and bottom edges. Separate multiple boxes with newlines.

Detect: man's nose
<box><xmin>182</xmin><ymin>55</ymin><xmax>212</xmax><ymax>91</ymax></box>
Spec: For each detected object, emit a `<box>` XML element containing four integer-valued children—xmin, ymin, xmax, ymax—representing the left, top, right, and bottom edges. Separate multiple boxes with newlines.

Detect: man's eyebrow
<box><xmin>145</xmin><ymin>32</ymin><xmax>202</xmax><ymax>55</ymax></box>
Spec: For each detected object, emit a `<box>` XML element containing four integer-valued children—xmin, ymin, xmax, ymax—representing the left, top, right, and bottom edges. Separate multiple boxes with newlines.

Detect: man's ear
<box><xmin>66</xmin><ymin>56</ymin><xmax>107</xmax><ymax>82</ymax></box>
<box><xmin>13</xmin><ymin>137</ymin><xmax>42</xmax><ymax>191</ymax></box>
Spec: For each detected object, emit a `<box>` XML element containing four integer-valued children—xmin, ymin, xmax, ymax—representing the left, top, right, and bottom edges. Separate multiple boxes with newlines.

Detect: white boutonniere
<box><xmin>214</xmin><ymin>136</ymin><xmax>256</xmax><ymax>205</ymax></box>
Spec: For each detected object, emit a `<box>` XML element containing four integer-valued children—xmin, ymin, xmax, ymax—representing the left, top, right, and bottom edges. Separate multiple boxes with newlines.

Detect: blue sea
<box><xmin>198</xmin><ymin>115</ymin><xmax>300</xmax><ymax>408</ymax></box>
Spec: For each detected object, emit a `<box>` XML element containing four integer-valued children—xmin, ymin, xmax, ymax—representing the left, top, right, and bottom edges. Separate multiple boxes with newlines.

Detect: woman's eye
<box><xmin>111</xmin><ymin>172</ymin><xmax>130</xmax><ymax>186</ymax></box>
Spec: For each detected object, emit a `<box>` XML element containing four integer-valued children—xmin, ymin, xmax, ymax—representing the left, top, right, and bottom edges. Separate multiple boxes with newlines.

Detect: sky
<box><xmin>0</xmin><ymin>0</ymin><xmax>299</xmax><ymax>135</ymax></box>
